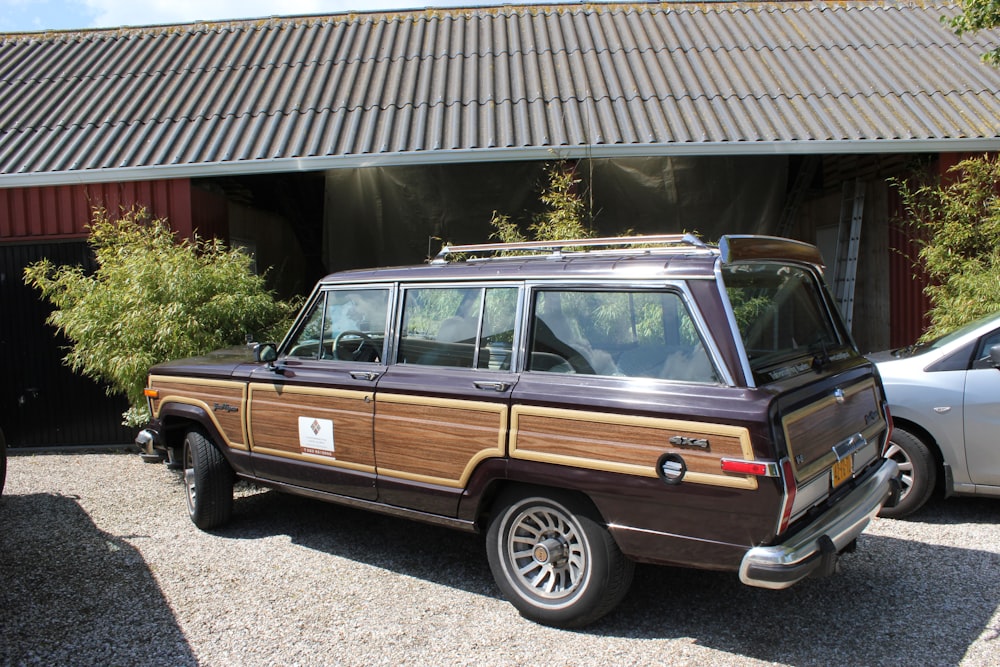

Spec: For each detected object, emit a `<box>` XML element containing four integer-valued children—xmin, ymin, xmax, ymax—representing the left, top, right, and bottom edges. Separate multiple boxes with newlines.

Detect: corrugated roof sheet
<box><xmin>1</xmin><ymin>2</ymin><xmax>998</xmax><ymax>186</ymax></box>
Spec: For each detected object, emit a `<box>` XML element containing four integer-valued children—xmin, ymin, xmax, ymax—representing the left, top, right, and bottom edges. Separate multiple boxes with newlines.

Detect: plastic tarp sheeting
<box><xmin>322</xmin><ymin>156</ymin><xmax>788</xmax><ymax>270</ymax></box>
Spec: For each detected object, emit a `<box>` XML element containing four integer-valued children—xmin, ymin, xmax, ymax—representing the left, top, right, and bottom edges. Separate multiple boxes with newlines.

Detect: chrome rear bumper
<box><xmin>739</xmin><ymin>458</ymin><xmax>900</xmax><ymax>589</ymax></box>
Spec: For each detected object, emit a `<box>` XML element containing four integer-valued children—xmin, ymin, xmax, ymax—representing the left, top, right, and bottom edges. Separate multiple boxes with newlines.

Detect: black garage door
<box><xmin>0</xmin><ymin>241</ymin><xmax>134</xmax><ymax>447</ymax></box>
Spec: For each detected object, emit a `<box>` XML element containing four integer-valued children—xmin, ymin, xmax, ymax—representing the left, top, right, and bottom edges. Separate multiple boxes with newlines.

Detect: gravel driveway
<box><xmin>2</xmin><ymin>450</ymin><xmax>998</xmax><ymax>666</ymax></box>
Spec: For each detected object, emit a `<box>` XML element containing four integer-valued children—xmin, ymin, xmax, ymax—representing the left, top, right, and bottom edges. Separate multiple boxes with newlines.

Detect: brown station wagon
<box><xmin>137</xmin><ymin>234</ymin><xmax>900</xmax><ymax>627</ymax></box>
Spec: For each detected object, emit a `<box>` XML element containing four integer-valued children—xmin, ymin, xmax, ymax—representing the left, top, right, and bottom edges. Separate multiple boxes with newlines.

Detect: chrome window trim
<box><xmin>519</xmin><ymin>279</ymin><xmax>734</xmax><ymax>386</ymax></box>
<box><xmin>715</xmin><ymin>260</ymin><xmax>757</xmax><ymax>389</ymax></box>
<box><xmin>279</xmin><ymin>283</ymin><xmax>396</xmax><ymax>363</ymax></box>
<box><xmin>391</xmin><ymin>281</ymin><xmax>524</xmax><ymax>372</ymax></box>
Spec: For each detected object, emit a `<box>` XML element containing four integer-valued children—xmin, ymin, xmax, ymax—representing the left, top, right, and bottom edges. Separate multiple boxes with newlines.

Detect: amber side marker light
<box><xmin>144</xmin><ymin>388</ymin><xmax>159</xmax><ymax>399</ymax></box>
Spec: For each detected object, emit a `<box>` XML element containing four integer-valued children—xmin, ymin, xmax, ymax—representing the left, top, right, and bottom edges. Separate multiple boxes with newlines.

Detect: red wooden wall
<box><xmin>0</xmin><ymin>179</ymin><xmax>197</xmax><ymax>242</ymax></box>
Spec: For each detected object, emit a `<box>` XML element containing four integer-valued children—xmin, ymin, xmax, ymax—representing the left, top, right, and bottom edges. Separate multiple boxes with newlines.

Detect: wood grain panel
<box><xmin>248</xmin><ymin>385</ymin><xmax>375</xmax><ymax>469</ymax></box>
<box><xmin>374</xmin><ymin>395</ymin><xmax>505</xmax><ymax>487</ymax></box>
<box><xmin>782</xmin><ymin>379</ymin><xmax>884</xmax><ymax>479</ymax></box>
<box><xmin>511</xmin><ymin>406</ymin><xmax>757</xmax><ymax>489</ymax></box>
<box><xmin>149</xmin><ymin>376</ymin><xmax>246</xmax><ymax>449</ymax></box>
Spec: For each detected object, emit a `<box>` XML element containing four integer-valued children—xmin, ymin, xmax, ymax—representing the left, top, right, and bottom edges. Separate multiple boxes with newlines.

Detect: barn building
<box><xmin>1</xmin><ymin>1</ymin><xmax>998</xmax><ymax>446</ymax></box>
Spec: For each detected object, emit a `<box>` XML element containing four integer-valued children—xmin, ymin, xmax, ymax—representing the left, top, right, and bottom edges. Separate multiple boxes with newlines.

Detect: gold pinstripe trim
<box><xmin>782</xmin><ymin>378</ymin><xmax>886</xmax><ymax>479</ymax></box>
<box><xmin>247</xmin><ymin>383</ymin><xmax>373</xmax><ymax>403</ymax></box>
<box><xmin>149</xmin><ymin>375</ymin><xmax>248</xmax><ymax>450</ymax></box>
<box><xmin>375</xmin><ymin>393</ymin><xmax>508</xmax><ymax>488</ymax></box>
<box><xmin>375</xmin><ymin>448</ymin><xmax>502</xmax><ymax>488</ymax></box>
<box><xmin>510</xmin><ymin>405</ymin><xmax>758</xmax><ymax>490</ymax></box>
<box><xmin>782</xmin><ymin>378</ymin><xmax>877</xmax><ymax>425</ymax></box>
<box><xmin>246</xmin><ymin>383</ymin><xmax>375</xmax><ymax>472</ymax></box>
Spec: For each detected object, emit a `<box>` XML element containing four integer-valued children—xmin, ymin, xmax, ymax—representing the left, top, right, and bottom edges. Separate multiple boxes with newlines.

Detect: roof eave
<box><xmin>2</xmin><ymin>138</ymin><xmax>998</xmax><ymax>189</ymax></box>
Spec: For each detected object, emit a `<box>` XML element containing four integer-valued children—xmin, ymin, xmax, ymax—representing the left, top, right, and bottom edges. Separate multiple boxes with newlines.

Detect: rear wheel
<box><xmin>183</xmin><ymin>429</ymin><xmax>234</xmax><ymax>530</ymax></box>
<box><xmin>486</xmin><ymin>489</ymin><xmax>634</xmax><ymax>628</ymax></box>
<box><xmin>879</xmin><ymin>426</ymin><xmax>936</xmax><ymax>519</ymax></box>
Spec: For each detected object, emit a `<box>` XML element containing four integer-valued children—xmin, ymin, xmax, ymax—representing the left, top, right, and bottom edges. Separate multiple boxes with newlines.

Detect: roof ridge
<box><xmin>0</xmin><ymin>1</ymin><xmax>957</xmax><ymax>43</ymax></box>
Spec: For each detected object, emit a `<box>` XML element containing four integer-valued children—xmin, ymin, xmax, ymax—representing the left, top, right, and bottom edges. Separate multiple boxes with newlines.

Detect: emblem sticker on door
<box><xmin>298</xmin><ymin>416</ymin><xmax>335</xmax><ymax>457</ymax></box>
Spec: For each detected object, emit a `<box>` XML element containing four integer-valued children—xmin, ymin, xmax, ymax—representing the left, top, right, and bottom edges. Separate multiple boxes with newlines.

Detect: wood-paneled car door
<box><xmin>247</xmin><ymin>286</ymin><xmax>393</xmax><ymax>500</ymax></box>
<box><xmin>373</xmin><ymin>284</ymin><xmax>521</xmax><ymax>515</ymax></box>
<box><xmin>508</xmin><ymin>286</ymin><xmax>759</xmax><ymax>548</ymax></box>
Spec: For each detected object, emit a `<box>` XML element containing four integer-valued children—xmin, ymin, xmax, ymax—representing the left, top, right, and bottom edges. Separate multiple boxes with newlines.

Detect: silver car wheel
<box><xmin>883</xmin><ymin>441</ymin><xmax>914</xmax><ymax>502</ymax></box>
<box><xmin>879</xmin><ymin>427</ymin><xmax>936</xmax><ymax>519</ymax></box>
<box><xmin>501</xmin><ymin>500</ymin><xmax>589</xmax><ymax>604</ymax></box>
<box><xmin>183</xmin><ymin>444</ymin><xmax>198</xmax><ymax>516</ymax></box>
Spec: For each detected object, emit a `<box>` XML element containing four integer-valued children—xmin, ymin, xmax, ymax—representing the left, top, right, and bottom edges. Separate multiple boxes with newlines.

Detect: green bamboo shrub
<box><xmin>892</xmin><ymin>154</ymin><xmax>1000</xmax><ymax>340</ymax></box>
<box><xmin>24</xmin><ymin>206</ymin><xmax>299</xmax><ymax>426</ymax></box>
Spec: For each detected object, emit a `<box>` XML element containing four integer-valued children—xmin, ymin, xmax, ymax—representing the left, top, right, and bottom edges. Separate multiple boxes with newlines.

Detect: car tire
<box><xmin>183</xmin><ymin>429</ymin><xmax>234</xmax><ymax>530</ymax></box>
<box><xmin>486</xmin><ymin>489</ymin><xmax>634</xmax><ymax>628</ymax></box>
<box><xmin>879</xmin><ymin>426</ymin><xmax>936</xmax><ymax>519</ymax></box>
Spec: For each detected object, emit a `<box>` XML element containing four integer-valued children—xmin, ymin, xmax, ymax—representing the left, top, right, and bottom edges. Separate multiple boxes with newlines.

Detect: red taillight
<box><xmin>721</xmin><ymin>459</ymin><xmax>769</xmax><ymax>476</ymax></box>
<box><xmin>720</xmin><ymin>459</ymin><xmax>780</xmax><ymax>477</ymax></box>
<box><xmin>777</xmin><ymin>458</ymin><xmax>798</xmax><ymax>534</ymax></box>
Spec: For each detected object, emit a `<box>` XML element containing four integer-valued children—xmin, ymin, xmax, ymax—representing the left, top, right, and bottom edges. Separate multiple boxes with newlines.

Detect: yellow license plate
<box><xmin>831</xmin><ymin>455</ymin><xmax>853</xmax><ymax>487</ymax></box>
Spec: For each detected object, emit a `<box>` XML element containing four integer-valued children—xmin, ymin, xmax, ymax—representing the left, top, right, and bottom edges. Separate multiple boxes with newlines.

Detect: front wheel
<box><xmin>486</xmin><ymin>489</ymin><xmax>634</xmax><ymax>628</ymax></box>
<box><xmin>879</xmin><ymin>426</ymin><xmax>936</xmax><ymax>519</ymax></box>
<box><xmin>183</xmin><ymin>429</ymin><xmax>234</xmax><ymax>530</ymax></box>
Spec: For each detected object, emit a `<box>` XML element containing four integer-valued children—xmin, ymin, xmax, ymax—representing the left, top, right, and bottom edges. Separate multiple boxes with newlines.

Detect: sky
<box><xmin>0</xmin><ymin>0</ymin><xmax>597</xmax><ymax>33</ymax></box>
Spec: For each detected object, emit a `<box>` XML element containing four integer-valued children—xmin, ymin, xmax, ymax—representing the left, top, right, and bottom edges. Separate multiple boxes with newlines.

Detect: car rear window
<box><xmin>722</xmin><ymin>262</ymin><xmax>855</xmax><ymax>384</ymax></box>
<box><xmin>527</xmin><ymin>289</ymin><xmax>718</xmax><ymax>383</ymax></box>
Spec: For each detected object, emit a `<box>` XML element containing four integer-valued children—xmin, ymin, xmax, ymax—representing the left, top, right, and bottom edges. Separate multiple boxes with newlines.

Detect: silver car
<box><xmin>870</xmin><ymin>313</ymin><xmax>1000</xmax><ymax>518</ymax></box>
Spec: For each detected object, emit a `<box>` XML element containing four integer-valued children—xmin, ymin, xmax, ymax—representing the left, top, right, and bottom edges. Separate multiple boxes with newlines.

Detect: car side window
<box><xmin>396</xmin><ymin>286</ymin><xmax>517</xmax><ymax>369</ymax></box>
<box><xmin>286</xmin><ymin>288</ymin><xmax>390</xmax><ymax>362</ymax></box>
<box><xmin>973</xmin><ymin>329</ymin><xmax>1000</xmax><ymax>369</ymax></box>
<box><xmin>528</xmin><ymin>289</ymin><xmax>718</xmax><ymax>383</ymax></box>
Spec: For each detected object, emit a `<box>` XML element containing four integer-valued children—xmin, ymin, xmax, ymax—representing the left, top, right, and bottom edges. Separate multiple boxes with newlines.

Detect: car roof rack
<box><xmin>432</xmin><ymin>233</ymin><xmax>710</xmax><ymax>263</ymax></box>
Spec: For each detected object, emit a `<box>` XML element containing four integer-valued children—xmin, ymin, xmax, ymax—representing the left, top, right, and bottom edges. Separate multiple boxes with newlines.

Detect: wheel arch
<box><xmin>157</xmin><ymin>403</ymin><xmax>229</xmax><ymax>457</ymax></box>
<box><xmin>889</xmin><ymin>417</ymin><xmax>945</xmax><ymax>484</ymax></box>
<box><xmin>462</xmin><ymin>464</ymin><xmax>614</xmax><ymax>536</ymax></box>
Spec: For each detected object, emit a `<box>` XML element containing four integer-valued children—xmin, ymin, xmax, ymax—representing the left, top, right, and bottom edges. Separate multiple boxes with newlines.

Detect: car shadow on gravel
<box><xmin>603</xmin><ymin>535</ymin><xmax>1000</xmax><ymax>665</ymax></box>
<box><xmin>0</xmin><ymin>493</ymin><xmax>198</xmax><ymax>667</ymax></box>
<box><xmin>217</xmin><ymin>485</ymin><xmax>998</xmax><ymax>665</ymax></box>
<box><xmin>896</xmin><ymin>493</ymin><xmax>1000</xmax><ymax>525</ymax></box>
<box><xmin>600</xmin><ymin>510</ymin><xmax>1000</xmax><ymax>665</ymax></box>
<box><xmin>223</xmin><ymin>485</ymin><xmax>498</xmax><ymax>597</ymax></box>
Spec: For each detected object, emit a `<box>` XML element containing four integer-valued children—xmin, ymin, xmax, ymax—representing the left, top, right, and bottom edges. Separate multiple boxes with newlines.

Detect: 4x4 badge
<box><xmin>669</xmin><ymin>435</ymin><xmax>710</xmax><ymax>449</ymax></box>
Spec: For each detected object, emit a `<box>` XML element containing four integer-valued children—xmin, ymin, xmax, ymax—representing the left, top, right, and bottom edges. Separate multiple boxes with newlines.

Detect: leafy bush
<box><xmin>489</xmin><ymin>160</ymin><xmax>595</xmax><ymax>245</ymax></box>
<box><xmin>892</xmin><ymin>154</ymin><xmax>1000</xmax><ymax>340</ymax></box>
<box><xmin>24</xmin><ymin>206</ymin><xmax>299</xmax><ymax>426</ymax></box>
<box><xmin>946</xmin><ymin>0</ymin><xmax>1000</xmax><ymax>66</ymax></box>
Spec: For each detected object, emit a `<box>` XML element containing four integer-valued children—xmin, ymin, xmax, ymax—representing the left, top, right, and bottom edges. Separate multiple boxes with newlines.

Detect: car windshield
<box><xmin>899</xmin><ymin>311</ymin><xmax>1000</xmax><ymax>356</ymax></box>
<box><xmin>722</xmin><ymin>262</ymin><xmax>853</xmax><ymax>383</ymax></box>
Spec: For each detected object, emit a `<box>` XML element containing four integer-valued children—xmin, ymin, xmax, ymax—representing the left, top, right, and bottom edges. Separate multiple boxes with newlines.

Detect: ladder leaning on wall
<box><xmin>831</xmin><ymin>178</ymin><xmax>865</xmax><ymax>332</ymax></box>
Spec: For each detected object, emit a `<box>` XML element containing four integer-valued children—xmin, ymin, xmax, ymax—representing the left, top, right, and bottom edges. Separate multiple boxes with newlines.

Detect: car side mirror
<box><xmin>253</xmin><ymin>342</ymin><xmax>278</xmax><ymax>364</ymax></box>
<box><xmin>989</xmin><ymin>344</ymin><xmax>1000</xmax><ymax>369</ymax></box>
<box><xmin>253</xmin><ymin>342</ymin><xmax>285</xmax><ymax>374</ymax></box>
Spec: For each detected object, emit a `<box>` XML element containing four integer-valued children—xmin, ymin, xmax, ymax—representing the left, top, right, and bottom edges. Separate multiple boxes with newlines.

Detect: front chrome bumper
<box><xmin>135</xmin><ymin>428</ymin><xmax>163</xmax><ymax>463</ymax></box>
<box><xmin>739</xmin><ymin>458</ymin><xmax>900</xmax><ymax>589</ymax></box>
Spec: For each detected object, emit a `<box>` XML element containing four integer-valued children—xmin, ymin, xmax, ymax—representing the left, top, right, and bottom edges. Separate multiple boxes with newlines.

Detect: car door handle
<box><xmin>474</xmin><ymin>381</ymin><xmax>510</xmax><ymax>392</ymax></box>
<box><xmin>350</xmin><ymin>371</ymin><xmax>381</xmax><ymax>381</ymax></box>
